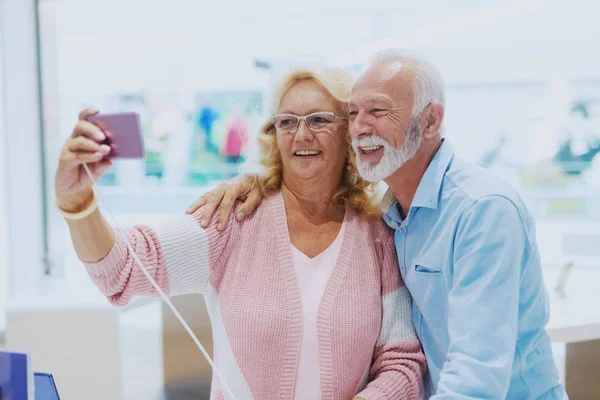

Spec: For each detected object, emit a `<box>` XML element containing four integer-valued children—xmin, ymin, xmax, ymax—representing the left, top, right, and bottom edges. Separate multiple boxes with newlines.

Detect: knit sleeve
<box><xmin>354</xmin><ymin>232</ymin><xmax>427</xmax><ymax>400</ymax></box>
<box><xmin>82</xmin><ymin>205</ymin><xmax>236</xmax><ymax>306</ymax></box>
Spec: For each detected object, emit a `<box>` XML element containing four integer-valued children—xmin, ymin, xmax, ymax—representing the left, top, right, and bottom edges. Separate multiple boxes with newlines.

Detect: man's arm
<box><xmin>433</xmin><ymin>195</ymin><xmax>527</xmax><ymax>399</ymax></box>
<box><xmin>186</xmin><ymin>173</ymin><xmax>262</xmax><ymax>230</ymax></box>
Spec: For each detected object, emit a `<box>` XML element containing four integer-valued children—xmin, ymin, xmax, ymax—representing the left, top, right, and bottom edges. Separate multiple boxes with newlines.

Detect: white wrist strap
<box><xmin>80</xmin><ymin>163</ymin><xmax>237</xmax><ymax>400</ymax></box>
<box><xmin>55</xmin><ymin>187</ymin><xmax>99</xmax><ymax>220</ymax></box>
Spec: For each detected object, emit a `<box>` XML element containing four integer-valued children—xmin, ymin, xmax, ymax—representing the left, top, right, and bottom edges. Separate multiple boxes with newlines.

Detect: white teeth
<box><xmin>360</xmin><ymin>145</ymin><xmax>383</xmax><ymax>152</ymax></box>
<box><xmin>295</xmin><ymin>150</ymin><xmax>321</xmax><ymax>156</ymax></box>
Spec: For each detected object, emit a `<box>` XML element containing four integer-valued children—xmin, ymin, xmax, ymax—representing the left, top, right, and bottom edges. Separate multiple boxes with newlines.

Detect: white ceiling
<box><xmin>327</xmin><ymin>0</ymin><xmax>600</xmax><ymax>83</ymax></box>
<box><xmin>40</xmin><ymin>0</ymin><xmax>600</xmax><ymax>95</ymax></box>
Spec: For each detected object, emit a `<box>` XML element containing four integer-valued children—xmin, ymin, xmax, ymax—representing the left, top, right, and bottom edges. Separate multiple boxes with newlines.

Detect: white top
<box><xmin>291</xmin><ymin>222</ymin><xmax>346</xmax><ymax>400</ymax></box>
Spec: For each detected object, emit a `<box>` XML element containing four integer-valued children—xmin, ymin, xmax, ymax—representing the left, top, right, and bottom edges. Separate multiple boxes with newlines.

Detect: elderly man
<box><xmin>188</xmin><ymin>49</ymin><xmax>567</xmax><ymax>399</ymax></box>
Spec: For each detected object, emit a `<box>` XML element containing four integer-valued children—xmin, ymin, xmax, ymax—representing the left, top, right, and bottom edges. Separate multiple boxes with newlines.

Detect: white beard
<box><xmin>352</xmin><ymin>117</ymin><xmax>422</xmax><ymax>182</ymax></box>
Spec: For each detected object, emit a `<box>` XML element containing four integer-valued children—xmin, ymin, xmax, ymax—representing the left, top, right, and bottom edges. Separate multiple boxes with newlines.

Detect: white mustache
<box><xmin>352</xmin><ymin>135</ymin><xmax>390</xmax><ymax>148</ymax></box>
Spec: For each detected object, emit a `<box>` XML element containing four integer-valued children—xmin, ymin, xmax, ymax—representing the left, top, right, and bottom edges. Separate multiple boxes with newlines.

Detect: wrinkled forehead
<box><xmin>348</xmin><ymin>90</ymin><xmax>393</xmax><ymax>109</ymax></box>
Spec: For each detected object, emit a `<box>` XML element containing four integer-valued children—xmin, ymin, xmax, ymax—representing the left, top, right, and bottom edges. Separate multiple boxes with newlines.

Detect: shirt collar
<box><xmin>380</xmin><ymin>139</ymin><xmax>455</xmax><ymax>217</ymax></box>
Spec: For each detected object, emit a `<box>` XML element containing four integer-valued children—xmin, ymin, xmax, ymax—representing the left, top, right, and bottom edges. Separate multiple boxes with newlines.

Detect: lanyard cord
<box><xmin>82</xmin><ymin>162</ymin><xmax>237</xmax><ymax>400</ymax></box>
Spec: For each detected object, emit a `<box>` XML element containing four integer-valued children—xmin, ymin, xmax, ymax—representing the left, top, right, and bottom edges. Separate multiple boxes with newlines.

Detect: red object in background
<box><xmin>222</xmin><ymin>116</ymin><xmax>248</xmax><ymax>160</ymax></box>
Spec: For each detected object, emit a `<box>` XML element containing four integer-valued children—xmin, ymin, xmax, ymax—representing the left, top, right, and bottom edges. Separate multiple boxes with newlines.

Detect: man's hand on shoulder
<box><xmin>186</xmin><ymin>173</ymin><xmax>263</xmax><ymax>231</ymax></box>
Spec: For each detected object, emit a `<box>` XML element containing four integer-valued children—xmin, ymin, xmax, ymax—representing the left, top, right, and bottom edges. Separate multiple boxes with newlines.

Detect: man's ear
<box><xmin>423</xmin><ymin>102</ymin><xmax>444</xmax><ymax>139</ymax></box>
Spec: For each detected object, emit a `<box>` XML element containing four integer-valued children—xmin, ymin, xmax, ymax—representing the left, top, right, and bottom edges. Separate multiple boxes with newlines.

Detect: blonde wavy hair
<box><xmin>256</xmin><ymin>67</ymin><xmax>381</xmax><ymax>219</ymax></box>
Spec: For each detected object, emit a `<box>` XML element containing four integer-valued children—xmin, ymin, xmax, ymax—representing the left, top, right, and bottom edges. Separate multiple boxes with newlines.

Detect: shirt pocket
<box><xmin>414</xmin><ymin>264</ymin><xmax>441</xmax><ymax>274</ymax></box>
<box><xmin>410</xmin><ymin>262</ymin><xmax>448</xmax><ymax>341</ymax></box>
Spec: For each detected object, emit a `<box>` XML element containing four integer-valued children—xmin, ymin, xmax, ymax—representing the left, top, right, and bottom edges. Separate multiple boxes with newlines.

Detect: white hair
<box><xmin>363</xmin><ymin>48</ymin><xmax>446</xmax><ymax>134</ymax></box>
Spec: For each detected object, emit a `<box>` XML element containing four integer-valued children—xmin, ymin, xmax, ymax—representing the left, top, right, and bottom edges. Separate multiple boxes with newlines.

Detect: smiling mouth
<box><xmin>359</xmin><ymin>145</ymin><xmax>383</xmax><ymax>154</ymax></box>
<box><xmin>294</xmin><ymin>150</ymin><xmax>322</xmax><ymax>157</ymax></box>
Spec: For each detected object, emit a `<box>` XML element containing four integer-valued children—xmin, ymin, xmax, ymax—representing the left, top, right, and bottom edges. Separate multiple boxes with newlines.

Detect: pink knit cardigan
<box><xmin>83</xmin><ymin>191</ymin><xmax>426</xmax><ymax>399</ymax></box>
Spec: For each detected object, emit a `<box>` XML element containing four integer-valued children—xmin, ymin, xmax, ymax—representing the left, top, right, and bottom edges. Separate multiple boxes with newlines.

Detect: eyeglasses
<box><xmin>272</xmin><ymin>112</ymin><xmax>347</xmax><ymax>134</ymax></box>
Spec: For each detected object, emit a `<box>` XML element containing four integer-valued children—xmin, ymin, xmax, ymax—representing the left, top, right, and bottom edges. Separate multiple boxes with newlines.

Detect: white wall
<box><xmin>328</xmin><ymin>0</ymin><xmax>600</xmax><ymax>83</ymax></box>
<box><xmin>1</xmin><ymin>0</ymin><xmax>45</xmax><ymax>300</ymax></box>
<box><xmin>29</xmin><ymin>0</ymin><xmax>600</xmax><ymax>295</ymax></box>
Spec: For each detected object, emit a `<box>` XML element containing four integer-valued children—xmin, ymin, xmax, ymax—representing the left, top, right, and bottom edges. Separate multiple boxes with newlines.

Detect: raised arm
<box><xmin>55</xmin><ymin>108</ymin><xmax>235</xmax><ymax>305</ymax></box>
<box><xmin>81</xmin><ymin>208</ymin><xmax>234</xmax><ymax>306</ymax></box>
<box><xmin>355</xmin><ymin>233</ymin><xmax>427</xmax><ymax>400</ymax></box>
<box><xmin>55</xmin><ymin>107</ymin><xmax>118</xmax><ymax>262</ymax></box>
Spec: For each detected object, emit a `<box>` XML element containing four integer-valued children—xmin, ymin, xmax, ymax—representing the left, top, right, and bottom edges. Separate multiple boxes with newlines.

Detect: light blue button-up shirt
<box><xmin>382</xmin><ymin>140</ymin><xmax>566</xmax><ymax>399</ymax></box>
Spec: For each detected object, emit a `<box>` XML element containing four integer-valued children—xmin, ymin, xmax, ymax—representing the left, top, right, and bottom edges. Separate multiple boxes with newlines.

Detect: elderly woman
<box><xmin>54</xmin><ymin>67</ymin><xmax>426</xmax><ymax>400</ymax></box>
